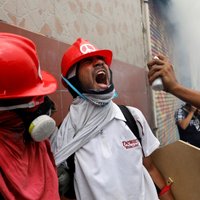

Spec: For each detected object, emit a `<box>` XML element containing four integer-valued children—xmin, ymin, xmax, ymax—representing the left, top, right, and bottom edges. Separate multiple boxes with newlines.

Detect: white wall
<box><xmin>0</xmin><ymin>0</ymin><xmax>146</xmax><ymax>67</ymax></box>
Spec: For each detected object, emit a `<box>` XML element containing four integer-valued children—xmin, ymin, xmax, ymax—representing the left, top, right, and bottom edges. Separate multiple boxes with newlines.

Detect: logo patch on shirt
<box><xmin>122</xmin><ymin>139</ymin><xmax>139</xmax><ymax>149</ymax></box>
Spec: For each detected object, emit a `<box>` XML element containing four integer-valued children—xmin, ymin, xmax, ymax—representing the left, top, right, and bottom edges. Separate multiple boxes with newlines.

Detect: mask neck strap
<box><xmin>61</xmin><ymin>75</ymin><xmax>87</xmax><ymax>100</ymax></box>
<box><xmin>0</xmin><ymin>96</ymin><xmax>44</xmax><ymax>111</ymax></box>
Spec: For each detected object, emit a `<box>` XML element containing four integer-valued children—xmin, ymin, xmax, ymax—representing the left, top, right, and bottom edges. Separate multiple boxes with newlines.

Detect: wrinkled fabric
<box><xmin>51</xmin><ymin>98</ymin><xmax>118</xmax><ymax>166</ymax></box>
<box><xmin>0</xmin><ymin>111</ymin><xmax>60</xmax><ymax>200</ymax></box>
<box><xmin>82</xmin><ymin>88</ymin><xmax>117</xmax><ymax>106</ymax></box>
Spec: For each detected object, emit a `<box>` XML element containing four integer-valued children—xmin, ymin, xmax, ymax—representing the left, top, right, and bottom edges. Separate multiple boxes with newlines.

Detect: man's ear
<box><xmin>63</xmin><ymin>76</ymin><xmax>83</xmax><ymax>98</ymax></box>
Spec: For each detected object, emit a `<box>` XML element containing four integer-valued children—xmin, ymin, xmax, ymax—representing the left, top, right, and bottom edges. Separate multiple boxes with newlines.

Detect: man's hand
<box><xmin>147</xmin><ymin>55</ymin><xmax>179</xmax><ymax>93</ymax></box>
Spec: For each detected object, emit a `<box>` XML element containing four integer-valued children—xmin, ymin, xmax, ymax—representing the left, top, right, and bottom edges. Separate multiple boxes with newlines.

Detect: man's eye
<box><xmin>81</xmin><ymin>58</ymin><xmax>93</xmax><ymax>65</ymax></box>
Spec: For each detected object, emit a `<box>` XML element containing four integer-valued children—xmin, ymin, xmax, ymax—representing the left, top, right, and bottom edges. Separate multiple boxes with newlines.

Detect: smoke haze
<box><xmin>168</xmin><ymin>0</ymin><xmax>200</xmax><ymax>89</ymax></box>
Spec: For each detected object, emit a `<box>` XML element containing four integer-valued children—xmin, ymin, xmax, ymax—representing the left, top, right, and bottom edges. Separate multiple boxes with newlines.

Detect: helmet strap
<box><xmin>0</xmin><ymin>96</ymin><xmax>44</xmax><ymax>111</ymax></box>
<box><xmin>61</xmin><ymin>75</ymin><xmax>87</xmax><ymax>100</ymax></box>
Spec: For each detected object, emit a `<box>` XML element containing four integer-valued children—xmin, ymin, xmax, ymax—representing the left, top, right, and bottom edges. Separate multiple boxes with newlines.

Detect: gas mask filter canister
<box><xmin>29</xmin><ymin>115</ymin><xmax>56</xmax><ymax>142</ymax></box>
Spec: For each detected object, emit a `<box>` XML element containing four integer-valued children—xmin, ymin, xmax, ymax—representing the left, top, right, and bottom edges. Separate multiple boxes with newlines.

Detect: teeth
<box><xmin>97</xmin><ymin>70</ymin><xmax>105</xmax><ymax>75</ymax></box>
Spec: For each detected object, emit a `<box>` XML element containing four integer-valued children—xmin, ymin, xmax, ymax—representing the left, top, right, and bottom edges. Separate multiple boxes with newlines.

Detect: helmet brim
<box><xmin>0</xmin><ymin>70</ymin><xmax>57</xmax><ymax>99</ymax></box>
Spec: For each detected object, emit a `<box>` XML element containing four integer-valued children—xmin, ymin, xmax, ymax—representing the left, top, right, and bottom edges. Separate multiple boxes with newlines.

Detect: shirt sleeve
<box><xmin>127</xmin><ymin>106</ymin><xmax>160</xmax><ymax>157</ymax></box>
<box><xmin>175</xmin><ymin>108</ymin><xmax>186</xmax><ymax>123</ymax></box>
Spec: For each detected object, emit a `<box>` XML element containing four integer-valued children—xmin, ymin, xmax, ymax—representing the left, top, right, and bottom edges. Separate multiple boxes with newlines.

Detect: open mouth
<box><xmin>96</xmin><ymin>71</ymin><xmax>107</xmax><ymax>84</ymax></box>
<box><xmin>95</xmin><ymin>70</ymin><xmax>109</xmax><ymax>89</ymax></box>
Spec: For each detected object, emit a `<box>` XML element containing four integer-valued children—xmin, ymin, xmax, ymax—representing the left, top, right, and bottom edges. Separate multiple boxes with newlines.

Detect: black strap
<box><xmin>118</xmin><ymin>105</ymin><xmax>141</xmax><ymax>144</ymax></box>
<box><xmin>0</xmin><ymin>193</ymin><xmax>4</xmax><ymax>200</ymax></box>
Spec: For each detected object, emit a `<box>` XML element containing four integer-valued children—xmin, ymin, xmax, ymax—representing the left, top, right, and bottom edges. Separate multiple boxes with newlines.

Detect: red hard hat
<box><xmin>61</xmin><ymin>38</ymin><xmax>113</xmax><ymax>77</ymax></box>
<box><xmin>0</xmin><ymin>33</ymin><xmax>57</xmax><ymax>99</ymax></box>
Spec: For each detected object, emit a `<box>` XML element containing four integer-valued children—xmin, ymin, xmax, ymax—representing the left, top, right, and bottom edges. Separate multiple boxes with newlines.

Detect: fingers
<box><xmin>147</xmin><ymin>55</ymin><xmax>171</xmax><ymax>77</ymax></box>
<box><xmin>148</xmin><ymin>65</ymin><xmax>163</xmax><ymax>84</ymax></box>
<box><xmin>155</xmin><ymin>54</ymin><xmax>166</xmax><ymax>61</ymax></box>
<box><xmin>147</xmin><ymin>56</ymin><xmax>165</xmax><ymax>85</ymax></box>
<box><xmin>147</xmin><ymin>54</ymin><xmax>178</xmax><ymax>93</ymax></box>
<box><xmin>147</xmin><ymin>54</ymin><xmax>167</xmax><ymax>71</ymax></box>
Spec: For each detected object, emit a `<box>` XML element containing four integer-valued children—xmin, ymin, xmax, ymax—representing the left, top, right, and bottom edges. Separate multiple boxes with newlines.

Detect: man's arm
<box><xmin>171</xmin><ymin>84</ymin><xmax>200</xmax><ymax>109</ymax></box>
<box><xmin>147</xmin><ymin>55</ymin><xmax>200</xmax><ymax>109</ymax></box>
<box><xmin>143</xmin><ymin>156</ymin><xmax>175</xmax><ymax>200</ymax></box>
<box><xmin>177</xmin><ymin>107</ymin><xmax>196</xmax><ymax>129</ymax></box>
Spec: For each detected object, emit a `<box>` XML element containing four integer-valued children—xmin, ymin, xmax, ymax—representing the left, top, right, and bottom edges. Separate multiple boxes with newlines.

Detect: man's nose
<box><xmin>93</xmin><ymin>59</ymin><xmax>105</xmax><ymax>67</ymax></box>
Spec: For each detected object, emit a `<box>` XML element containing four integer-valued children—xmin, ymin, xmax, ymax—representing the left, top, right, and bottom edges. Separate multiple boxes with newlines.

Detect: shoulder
<box><xmin>124</xmin><ymin>106</ymin><xmax>151</xmax><ymax>129</ymax></box>
<box><xmin>113</xmin><ymin>104</ymin><xmax>147</xmax><ymax>125</ymax></box>
<box><xmin>126</xmin><ymin>106</ymin><xmax>142</xmax><ymax>113</ymax></box>
<box><xmin>126</xmin><ymin>106</ymin><xmax>145</xmax><ymax>120</ymax></box>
